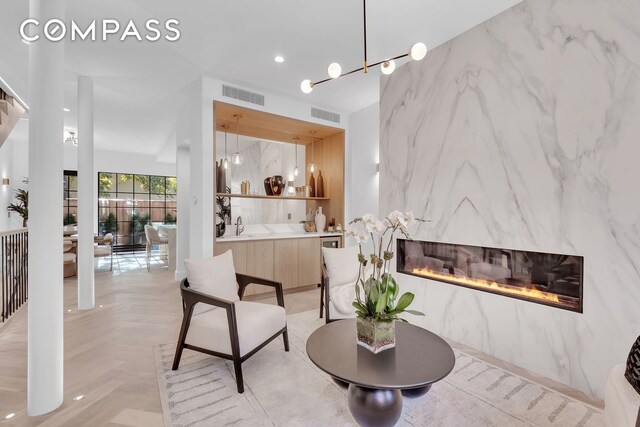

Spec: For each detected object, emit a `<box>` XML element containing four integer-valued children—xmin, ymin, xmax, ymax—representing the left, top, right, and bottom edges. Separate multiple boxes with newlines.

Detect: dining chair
<box><xmin>144</xmin><ymin>225</ymin><xmax>168</xmax><ymax>271</ymax></box>
<box><xmin>94</xmin><ymin>233</ymin><xmax>114</xmax><ymax>271</ymax></box>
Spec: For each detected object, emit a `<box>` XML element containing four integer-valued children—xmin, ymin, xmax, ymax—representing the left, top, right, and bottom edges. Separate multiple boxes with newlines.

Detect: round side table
<box><xmin>306</xmin><ymin>319</ymin><xmax>455</xmax><ymax>427</ymax></box>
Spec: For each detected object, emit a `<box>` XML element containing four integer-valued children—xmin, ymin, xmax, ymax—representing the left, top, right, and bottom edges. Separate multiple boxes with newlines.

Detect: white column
<box><xmin>77</xmin><ymin>76</ymin><xmax>94</xmax><ymax>309</ymax></box>
<box><xmin>175</xmin><ymin>145</ymin><xmax>190</xmax><ymax>281</ymax></box>
<box><xmin>27</xmin><ymin>0</ymin><xmax>65</xmax><ymax>415</ymax></box>
<box><xmin>187</xmin><ymin>79</ymin><xmax>214</xmax><ymax>259</ymax></box>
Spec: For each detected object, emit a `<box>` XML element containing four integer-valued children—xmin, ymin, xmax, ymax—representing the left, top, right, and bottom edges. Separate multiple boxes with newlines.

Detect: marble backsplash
<box><xmin>216</xmin><ymin>132</ymin><xmax>307</xmax><ymax>224</ymax></box>
<box><xmin>380</xmin><ymin>0</ymin><xmax>640</xmax><ymax>397</ymax></box>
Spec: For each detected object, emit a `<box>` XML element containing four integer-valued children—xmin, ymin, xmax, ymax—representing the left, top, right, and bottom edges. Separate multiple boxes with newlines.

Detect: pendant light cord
<box><xmin>235</xmin><ymin>115</ymin><xmax>240</xmax><ymax>152</ymax></box>
<box><xmin>363</xmin><ymin>0</ymin><xmax>368</xmax><ymax>72</ymax></box>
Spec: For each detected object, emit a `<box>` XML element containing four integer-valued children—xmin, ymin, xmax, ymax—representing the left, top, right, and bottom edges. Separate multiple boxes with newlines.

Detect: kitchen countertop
<box><xmin>217</xmin><ymin>231</ymin><xmax>343</xmax><ymax>242</ymax></box>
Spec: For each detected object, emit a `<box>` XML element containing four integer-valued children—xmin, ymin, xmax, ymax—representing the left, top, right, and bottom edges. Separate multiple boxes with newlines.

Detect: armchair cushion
<box><xmin>329</xmin><ymin>282</ymin><xmax>357</xmax><ymax>320</ymax></box>
<box><xmin>186</xmin><ymin>301</ymin><xmax>286</xmax><ymax>357</ymax></box>
<box><xmin>322</xmin><ymin>245</ymin><xmax>361</xmax><ymax>287</ymax></box>
<box><xmin>185</xmin><ymin>250</ymin><xmax>239</xmax><ymax>313</ymax></box>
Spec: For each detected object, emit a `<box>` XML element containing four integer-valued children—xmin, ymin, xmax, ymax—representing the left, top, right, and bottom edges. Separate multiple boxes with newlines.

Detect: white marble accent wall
<box><xmin>215</xmin><ymin>132</ymin><xmax>306</xmax><ymax>225</ymax></box>
<box><xmin>380</xmin><ymin>0</ymin><xmax>640</xmax><ymax>398</ymax></box>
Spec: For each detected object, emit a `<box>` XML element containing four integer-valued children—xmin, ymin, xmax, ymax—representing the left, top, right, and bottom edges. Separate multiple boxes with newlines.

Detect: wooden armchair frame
<box><xmin>172</xmin><ymin>273</ymin><xmax>289</xmax><ymax>393</ymax></box>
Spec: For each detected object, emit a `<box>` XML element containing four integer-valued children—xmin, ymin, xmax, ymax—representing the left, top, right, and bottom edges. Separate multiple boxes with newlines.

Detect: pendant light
<box><xmin>222</xmin><ymin>124</ymin><xmax>230</xmax><ymax>169</ymax></box>
<box><xmin>293</xmin><ymin>137</ymin><xmax>299</xmax><ymax>177</ymax></box>
<box><xmin>231</xmin><ymin>114</ymin><xmax>243</xmax><ymax>165</ymax></box>
<box><xmin>300</xmin><ymin>0</ymin><xmax>427</xmax><ymax>93</ymax></box>
<box><xmin>308</xmin><ymin>131</ymin><xmax>317</xmax><ymax>173</ymax></box>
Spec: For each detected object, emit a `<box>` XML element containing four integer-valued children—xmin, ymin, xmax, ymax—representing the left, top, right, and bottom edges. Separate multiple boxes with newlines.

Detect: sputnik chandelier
<box><xmin>64</xmin><ymin>131</ymin><xmax>78</xmax><ymax>146</ymax></box>
<box><xmin>300</xmin><ymin>0</ymin><xmax>427</xmax><ymax>94</ymax></box>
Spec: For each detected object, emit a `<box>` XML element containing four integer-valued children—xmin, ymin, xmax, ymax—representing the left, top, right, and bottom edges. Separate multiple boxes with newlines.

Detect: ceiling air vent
<box><xmin>222</xmin><ymin>85</ymin><xmax>265</xmax><ymax>106</ymax></box>
<box><xmin>311</xmin><ymin>107</ymin><xmax>341</xmax><ymax>124</ymax></box>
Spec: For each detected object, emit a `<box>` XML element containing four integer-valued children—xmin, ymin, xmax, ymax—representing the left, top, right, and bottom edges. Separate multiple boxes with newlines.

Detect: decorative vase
<box><xmin>270</xmin><ymin>175</ymin><xmax>285</xmax><ymax>196</ymax></box>
<box><xmin>309</xmin><ymin>172</ymin><xmax>316</xmax><ymax>197</ymax></box>
<box><xmin>216</xmin><ymin>161</ymin><xmax>224</xmax><ymax>193</ymax></box>
<box><xmin>316</xmin><ymin>170</ymin><xmax>324</xmax><ymax>198</ymax></box>
<box><xmin>215</xmin><ymin>221</ymin><xmax>226</xmax><ymax>238</ymax></box>
<box><xmin>264</xmin><ymin>177</ymin><xmax>274</xmax><ymax>196</ymax></box>
<box><xmin>356</xmin><ymin>317</ymin><xmax>396</xmax><ymax>354</ymax></box>
<box><xmin>315</xmin><ymin>206</ymin><xmax>326</xmax><ymax>233</ymax></box>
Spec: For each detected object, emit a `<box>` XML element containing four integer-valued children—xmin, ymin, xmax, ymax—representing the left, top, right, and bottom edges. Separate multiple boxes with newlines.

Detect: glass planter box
<box><xmin>356</xmin><ymin>317</ymin><xmax>396</xmax><ymax>354</ymax></box>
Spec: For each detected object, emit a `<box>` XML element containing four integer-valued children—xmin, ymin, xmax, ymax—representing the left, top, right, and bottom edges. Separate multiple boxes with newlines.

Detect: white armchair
<box><xmin>322</xmin><ymin>246</ymin><xmax>370</xmax><ymax>323</ymax></box>
<box><xmin>172</xmin><ymin>250</ymin><xmax>289</xmax><ymax>393</ymax></box>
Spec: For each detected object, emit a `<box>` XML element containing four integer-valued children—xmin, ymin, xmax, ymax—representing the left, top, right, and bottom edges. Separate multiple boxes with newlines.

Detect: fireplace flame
<box><xmin>411</xmin><ymin>268</ymin><xmax>561</xmax><ymax>303</ymax></box>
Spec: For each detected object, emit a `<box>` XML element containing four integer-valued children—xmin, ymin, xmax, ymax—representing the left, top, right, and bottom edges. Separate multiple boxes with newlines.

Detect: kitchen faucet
<box><xmin>235</xmin><ymin>216</ymin><xmax>244</xmax><ymax>236</ymax></box>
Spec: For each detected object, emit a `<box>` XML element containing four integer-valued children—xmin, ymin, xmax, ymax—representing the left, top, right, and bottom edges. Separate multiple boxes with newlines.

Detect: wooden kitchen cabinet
<box><xmin>298</xmin><ymin>237</ymin><xmax>321</xmax><ymax>286</ymax></box>
<box><xmin>244</xmin><ymin>241</ymin><xmax>275</xmax><ymax>296</ymax></box>
<box><xmin>215</xmin><ymin>237</ymin><xmax>324</xmax><ymax>294</ymax></box>
<box><xmin>274</xmin><ymin>239</ymin><xmax>299</xmax><ymax>290</ymax></box>
<box><xmin>215</xmin><ymin>241</ymin><xmax>247</xmax><ymax>274</ymax></box>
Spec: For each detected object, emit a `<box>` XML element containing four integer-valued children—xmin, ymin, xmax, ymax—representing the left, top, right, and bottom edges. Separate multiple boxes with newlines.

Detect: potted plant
<box><xmin>346</xmin><ymin>211</ymin><xmax>424</xmax><ymax>353</ymax></box>
<box><xmin>7</xmin><ymin>187</ymin><xmax>28</xmax><ymax>227</ymax></box>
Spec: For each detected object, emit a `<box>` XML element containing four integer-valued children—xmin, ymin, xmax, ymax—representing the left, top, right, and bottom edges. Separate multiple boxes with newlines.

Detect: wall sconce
<box><xmin>2</xmin><ymin>178</ymin><xmax>9</xmax><ymax>186</ymax></box>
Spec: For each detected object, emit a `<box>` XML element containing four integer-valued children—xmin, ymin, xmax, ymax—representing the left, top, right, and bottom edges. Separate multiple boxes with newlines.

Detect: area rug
<box><xmin>154</xmin><ymin>310</ymin><xmax>603</xmax><ymax>426</ymax></box>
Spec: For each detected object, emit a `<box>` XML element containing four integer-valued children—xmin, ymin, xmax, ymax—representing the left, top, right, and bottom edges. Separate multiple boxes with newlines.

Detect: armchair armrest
<box><xmin>180</xmin><ymin>279</ymin><xmax>234</xmax><ymax>311</ymax></box>
<box><xmin>236</xmin><ymin>273</ymin><xmax>285</xmax><ymax>308</ymax></box>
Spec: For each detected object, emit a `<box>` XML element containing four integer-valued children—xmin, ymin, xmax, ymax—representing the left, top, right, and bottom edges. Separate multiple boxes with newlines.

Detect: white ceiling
<box><xmin>0</xmin><ymin>0</ymin><xmax>521</xmax><ymax>159</ymax></box>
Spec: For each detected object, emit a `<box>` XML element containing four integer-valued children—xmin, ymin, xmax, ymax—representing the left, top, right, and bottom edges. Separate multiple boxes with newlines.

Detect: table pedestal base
<box><xmin>401</xmin><ymin>384</ymin><xmax>431</xmax><ymax>398</ymax></box>
<box><xmin>347</xmin><ymin>384</ymin><xmax>402</xmax><ymax>427</ymax></box>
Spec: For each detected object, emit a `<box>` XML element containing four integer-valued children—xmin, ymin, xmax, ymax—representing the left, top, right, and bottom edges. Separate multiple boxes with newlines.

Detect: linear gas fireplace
<box><xmin>397</xmin><ymin>239</ymin><xmax>583</xmax><ymax>313</ymax></box>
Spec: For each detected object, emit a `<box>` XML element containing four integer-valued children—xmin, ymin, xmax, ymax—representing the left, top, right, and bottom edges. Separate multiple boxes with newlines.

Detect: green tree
<box><xmin>119</xmin><ymin>175</ymin><xmax>176</xmax><ymax>197</ymax></box>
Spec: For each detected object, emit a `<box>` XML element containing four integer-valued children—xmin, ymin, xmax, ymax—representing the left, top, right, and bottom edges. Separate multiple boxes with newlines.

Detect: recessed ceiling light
<box><xmin>99</xmin><ymin>305</ymin><xmax>103</xmax><ymax>308</ymax></box>
<box><xmin>274</xmin><ymin>55</ymin><xmax>284</xmax><ymax>63</ymax></box>
<box><xmin>66</xmin><ymin>309</ymin><xmax>72</xmax><ymax>312</ymax></box>
<box><xmin>63</xmin><ymin>108</ymin><xmax>70</xmax><ymax>112</ymax></box>
<box><xmin>73</xmin><ymin>395</ymin><xmax>84</xmax><ymax>401</ymax></box>
<box><xmin>4</xmin><ymin>413</ymin><xmax>15</xmax><ymax>420</ymax></box>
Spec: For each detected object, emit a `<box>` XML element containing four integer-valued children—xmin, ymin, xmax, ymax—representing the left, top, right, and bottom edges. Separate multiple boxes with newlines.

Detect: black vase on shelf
<box><xmin>270</xmin><ymin>175</ymin><xmax>285</xmax><ymax>196</ymax></box>
<box><xmin>264</xmin><ymin>177</ymin><xmax>274</xmax><ymax>196</ymax></box>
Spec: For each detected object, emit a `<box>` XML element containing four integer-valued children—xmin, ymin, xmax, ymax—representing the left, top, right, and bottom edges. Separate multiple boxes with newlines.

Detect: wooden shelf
<box><xmin>216</xmin><ymin>193</ymin><xmax>329</xmax><ymax>201</ymax></box>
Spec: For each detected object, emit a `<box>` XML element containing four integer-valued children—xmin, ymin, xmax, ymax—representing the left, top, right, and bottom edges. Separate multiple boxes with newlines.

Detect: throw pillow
<box><xmin>184</xmin><ymin>250</ymin><xmax>239</xmax><ymax>304</ymax></box>
<box><xmin>625</xmin><ymin>335</ymin><xmax>640</xmax><ymax>395</ymax></box>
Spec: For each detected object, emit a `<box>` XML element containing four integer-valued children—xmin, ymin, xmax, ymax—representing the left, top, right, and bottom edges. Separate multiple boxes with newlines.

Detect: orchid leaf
<box><xmin>375</xmin><ymin>289</ymin><xmax>388</xmax><ymax>313</ymax></box>
<box><xmin>405</xmin><ymin>309</ymin><xmax>425</xmax><ymax>316</ymax></box>
<box><xmin>394</xmin><ymin>292</ymin><xmax>415</xmax><ymax>312</ymax></box>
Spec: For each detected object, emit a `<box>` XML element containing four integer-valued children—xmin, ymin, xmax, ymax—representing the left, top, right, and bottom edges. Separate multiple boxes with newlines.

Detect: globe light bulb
<box><xmin>232</xmin><ymin>152</ymin><xmax>243</xmax><ymax>165</ymax></box>
<box><xmin>381</xmin><ymin>60</ymin><xmax>396</xmax><ymax>75</ymax></box>
<box><xmin>294</xmin><ymin>166</ymin><xmax>299</xmax><ymax>177</ymax></box>
<box><xmin>309</xmin><ymin>162</ymin><xmax>316</xmax><ymax>173</ymax></box>
<box><xmin>410</xmin><ymin>42</ymin><xmax>428</xmax><ymax>61</ymax></box>
<box><xmin>300</xmin><ymin>79</ymin><xmax>313</xmax><ymax>94</ymax></box>
<box><xmin>327</xmin><ymin>62</ymin><xmax>342</xmax><ymax>79</ymax></box>
<box><xmin>223</xmin><ymin>158</ymin><xmax>229</xmax><ymax>169</ymax></box>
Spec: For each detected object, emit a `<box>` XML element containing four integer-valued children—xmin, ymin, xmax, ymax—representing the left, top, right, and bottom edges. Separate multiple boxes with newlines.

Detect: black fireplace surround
<box><xmin>397</xmin><ymin>239</ymin><xmax>583</xmax><ymax>313</ymax></box>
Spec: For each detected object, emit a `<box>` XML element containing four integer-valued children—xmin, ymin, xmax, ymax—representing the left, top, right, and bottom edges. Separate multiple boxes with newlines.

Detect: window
<box><xmin>98</xmin><ymin>172</ymin><xmax>177</xmax><ymax>251</ymax></box>
<box><xmin>63</xmin><ymin>170</ymin><xmax>78</xmax><ymax>225</ymax></box>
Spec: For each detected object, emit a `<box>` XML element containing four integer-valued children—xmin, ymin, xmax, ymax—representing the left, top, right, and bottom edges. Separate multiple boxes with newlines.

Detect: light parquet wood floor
<box><xmin>0</xmin><ymin>255</ymin><xmax>602</xmax><ymax>426</ymax></box>
<box><xmin>0</xmin><ymin>255</ymin><xmax>323</xmax><ymax>427</ymax></box>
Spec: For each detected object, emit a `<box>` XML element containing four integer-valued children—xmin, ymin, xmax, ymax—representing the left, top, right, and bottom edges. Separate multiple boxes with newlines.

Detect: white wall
<box><xmin>379</xmin><ymin>0</ymin><xmax>640</xmax><ymax>398</ymax></box>
<box><xmin>347</xmin><ymin>102</ymin><xmax>379</xmax><ymax>221</ymax></box>
<box><xmin>0</xmin><ymin>119</ymin><xmax>29</xmax><ymax>231</ymax></box>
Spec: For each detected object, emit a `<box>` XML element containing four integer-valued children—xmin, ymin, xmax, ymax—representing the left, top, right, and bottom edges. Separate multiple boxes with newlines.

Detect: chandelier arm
<box><xmin>311</xmin><ymin>52</ymin><xmax>409</xmax><ymax>86</ymax></box>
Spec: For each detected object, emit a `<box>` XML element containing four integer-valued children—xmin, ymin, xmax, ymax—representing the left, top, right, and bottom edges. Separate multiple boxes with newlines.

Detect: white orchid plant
<box><xmin>346</xmin><ymin>210</ymin><xmax>425</xmax><ymax>322</ymax></box>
